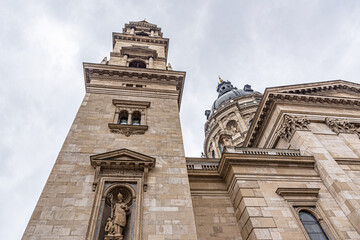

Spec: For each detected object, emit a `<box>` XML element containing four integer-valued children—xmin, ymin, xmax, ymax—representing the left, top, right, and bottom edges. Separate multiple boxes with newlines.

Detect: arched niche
<box><xmin>97</xmin><ymin>184</ymin><xmax>136</xmax><ymax>240</ymax></box>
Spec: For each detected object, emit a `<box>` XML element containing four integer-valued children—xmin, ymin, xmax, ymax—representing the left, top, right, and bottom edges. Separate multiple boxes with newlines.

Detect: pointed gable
<box><xmin>90</xmin><ymin>148</ymin><xmax>155</xmax><ymax>169</ymax></box>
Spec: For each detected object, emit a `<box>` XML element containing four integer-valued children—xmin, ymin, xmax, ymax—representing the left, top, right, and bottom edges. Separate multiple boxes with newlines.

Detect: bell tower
<box><xmin>23</xmin><ymin>20</ymin><xmax>197</xmax><ymax>240</ymax></box>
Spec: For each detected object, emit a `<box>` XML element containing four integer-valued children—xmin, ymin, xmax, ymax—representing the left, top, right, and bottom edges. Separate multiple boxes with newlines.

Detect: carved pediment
<box><xmin>90</xmin><ymin>148</ymin><xmax>156</xmax><ymax>169</ymax></box>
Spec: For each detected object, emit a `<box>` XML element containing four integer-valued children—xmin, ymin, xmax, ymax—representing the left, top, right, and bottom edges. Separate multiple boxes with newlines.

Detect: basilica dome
<box><xmin>205</xmin><ymin>80</ymin><xmax>259</xmax><ymax>119</ymax></box>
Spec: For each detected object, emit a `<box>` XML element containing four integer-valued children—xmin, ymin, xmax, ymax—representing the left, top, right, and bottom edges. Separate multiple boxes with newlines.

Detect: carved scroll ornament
<box><xmin>277</xmin><ymin>115</ymin><xmax>310</xmax><ymax>142</ymax></box>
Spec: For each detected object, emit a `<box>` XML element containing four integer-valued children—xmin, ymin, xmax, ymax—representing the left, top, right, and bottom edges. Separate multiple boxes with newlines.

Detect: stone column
<box><xmin>114</xmin><ymin>109</ymin><xmax>120</xmax><ymax>124</ymax></box>
<box><xmin>122</xmin><ymin>54</ymin><xmax>128</xmax><ymax>66</ymax></box>
<box><xmin>148</xmin><ymin>57</ymin><xmax>154</xmax><ymax>68</ymax></box>
<box><xmin>128</xmin><ymin>112</ymin><xmax>132</xmax><ymax>125</ymax></box>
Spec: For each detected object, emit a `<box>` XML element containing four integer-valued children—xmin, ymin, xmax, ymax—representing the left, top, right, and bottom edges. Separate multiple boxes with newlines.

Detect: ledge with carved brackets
<box><xmin>108</xmin><ymin>123</ymin><xmax>148</xmax><ymax>136</ymax></box>
<box><xmin>90</xmin><ymin>148</ymin><xmax>155</xmax><ymax>191</ymax></box>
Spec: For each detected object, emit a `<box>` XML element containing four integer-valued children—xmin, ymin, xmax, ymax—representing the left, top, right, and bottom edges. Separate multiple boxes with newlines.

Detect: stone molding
<box><xmin>218</xmin><ymin>152</ymin><xmax>315</xmax><ymax>179</ymax></box>
<box><xmin>108</xmin><ymin>124</ymin><xmax>148</xmax><ymax>136</ymax></box>
<box><xmin>83</xmin><ymin>63</ymin><xmax>185</xmax><ymax>108</ymax></box>
<box><xmin>276</xmin><ymin>187</ymin><xmax>320</xmax><ymax>204</ymax></box>
<box><xmin>325</xmin><ymin>117</ymin><xmax>360</xmax><ymax>136</ymax></box>
<box><xmin>113</xmin><ymin>99</ymin><xmax>150</xmax><ymax>108</ymax></box>
<box><xmin>276</xmin><ymin>114</ymin><xmax>310</xmax><ymax>142</ymax></box>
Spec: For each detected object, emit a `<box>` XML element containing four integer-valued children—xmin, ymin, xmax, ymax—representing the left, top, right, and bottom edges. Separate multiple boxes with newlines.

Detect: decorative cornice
<box><xmin>245</xmin><ymin>80</ymin><xmax>360</xmax><ymax>147</ymax></box>
<box><xmin>276</xmin><ymin>114</ymin><xmax>310</xmax><ymax>142</ymax></box>
<box><xmin>112</xmin><ymin>32</ymin><xmax>168</xmax><ymax>57</ymax></box>
<box><xmin>108</xmin><ymin>124</ymin><xmax>148</xmax><ymax>136</ymax></box>
<box><xmin>186</xmin><ymin>157</ymin><xmax>219</xmax><ymax>171</ymax></box>
<box><xmin>83</xmin><ymin>63</ymin><xmax>185</xmax><ymax>109</ymax></box>
<box><xmin>218</xmin><ymin>151</ymin><xmax>315</xmax><ymax>179</ymax></box>
<box><xmin>325</xmin><ymin>117</ymin><xmax>360</xmax><ymax>136</ymax></box>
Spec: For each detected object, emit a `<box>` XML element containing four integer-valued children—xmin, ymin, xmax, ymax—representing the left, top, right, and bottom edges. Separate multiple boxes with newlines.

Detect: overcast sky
<box><xmin>1</xmin><ymin>0</ymin><xmax>360</xmax><ymax>239</ymax></box>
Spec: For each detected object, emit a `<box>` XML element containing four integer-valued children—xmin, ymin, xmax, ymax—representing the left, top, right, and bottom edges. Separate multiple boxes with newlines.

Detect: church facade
<box><xmin>23</xmin><ymin>21</ymin><xmax>360</xmax><ymax>240</ymax></box>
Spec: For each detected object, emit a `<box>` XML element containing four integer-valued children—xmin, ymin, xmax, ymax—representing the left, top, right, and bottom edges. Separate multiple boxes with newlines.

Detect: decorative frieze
<box><xmin>277</xmin><ymin>114</ymin><xmax>310</xmax><ymax>142</ymax></box>
<box><xmin>325</xmin><ymin>117</ymin><xmax>360</xmax><ymax>136</ymax></box>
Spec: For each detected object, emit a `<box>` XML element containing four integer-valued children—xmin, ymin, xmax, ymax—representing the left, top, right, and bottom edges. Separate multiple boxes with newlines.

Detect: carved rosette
<box><xmin>325</xmin><ymin>118</ymin><xmax>360</xmax><ymax>136</ymax></box>
<box><xmin>277</xmin><ymin>114</ymin><xmax>310</xmax><ymax>142</ymax></box>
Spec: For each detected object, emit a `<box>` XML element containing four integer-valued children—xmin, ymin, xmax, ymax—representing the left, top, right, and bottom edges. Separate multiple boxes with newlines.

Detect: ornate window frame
<box><xmin>108</xmin><ymin>99</ymin><xmax>150</xmax><ymax>136</ymax></box>
<box><xmin>276</xmin><ymin>187</ymin><xmax>339</xmax><ymax>240</ymax></box>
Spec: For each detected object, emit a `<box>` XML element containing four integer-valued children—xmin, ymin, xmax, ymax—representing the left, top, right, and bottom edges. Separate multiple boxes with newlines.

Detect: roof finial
<box><xmin>218</xmin><ymin>75</ymin><xmax>223</xmax><ymax>83</ymax></box>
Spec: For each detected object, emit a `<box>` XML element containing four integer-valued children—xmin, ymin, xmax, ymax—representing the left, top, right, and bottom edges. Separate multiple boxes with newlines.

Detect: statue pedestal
<box><xmin>105</xmin><ymin>234</ymin><xmax>123</xmax><ymax>240</ymax></box>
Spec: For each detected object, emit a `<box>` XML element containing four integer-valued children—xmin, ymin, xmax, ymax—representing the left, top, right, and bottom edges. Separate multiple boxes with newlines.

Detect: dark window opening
<box><xmin>136</xmin><ymin>31</ymin><xmax>149</xmax><ymax>36</ymax></box>
<box><xmin>299</xmin><ymin>211</ymin><xmax>329</xmax><ymax>240</ymax></box>
<box><xmin>126</xmin><ymin>84</ymin><xmax>133</xmax><ymax>87</ymax></box>
<box><xmin>132</xmin><ymin>111</ymin><xmax>141</xmax><ymax>125</ymax></box>
<box><xmin>119</xmin><ymin>110</ymin><xmax>129</xmax><ymax>125</ymax></box>
<box><xmin>136</xmin><ymin>84</ymin><xmax>143</xmax><ymax>88</ymax></box>
<box><xmin>129</xmin><ymin>60</ymin><xmax>146</xmax><ymax>68</ymax></box>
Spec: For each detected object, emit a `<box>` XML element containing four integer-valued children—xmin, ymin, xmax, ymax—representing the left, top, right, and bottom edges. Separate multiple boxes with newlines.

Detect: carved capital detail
<box><xmin>325</xmin><ymin>118</ymin><xmax>360</xmax><ymax>136</ymax></box>
<box><xmin>277</xmin><ymin>114</ymin><xmax>310</xmax><ymax>142</ymax></box>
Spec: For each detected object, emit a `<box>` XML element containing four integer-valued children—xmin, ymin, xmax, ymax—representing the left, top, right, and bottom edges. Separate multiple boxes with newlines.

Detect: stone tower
<box><xmin>23</xmin><ymin>20</ymin><xmax>197</xmax><ymax>240</ymax></box>
<box><xmin>203</xmin><ymin>79</ymin><xmax>261</xmax><ymax>158</ymax></box>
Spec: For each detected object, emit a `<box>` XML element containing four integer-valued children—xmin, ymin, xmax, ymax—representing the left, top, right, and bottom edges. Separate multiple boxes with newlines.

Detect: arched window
<box><xmin>299</xmin><ymin>211</ymin><xmax>329</xmax><ymax>240</ymax></box>
<box><xmin>129</xmin><ymin>60</ymin><xmax>146</xmax><ymax>68</ymax></box>
<box><xmin>132</xmin><ymin>111</ymin><xmax>141</xmax><ymax>125</ymax></box>
<box><xmin>119</xmin><ymin>110</ymin><xmax>129</xmax><ymax>125</ymax></box>
<box><xmin>212</xmin><ymin>150</ymin><xmax>216</xmax><ymax>159</ymax></box>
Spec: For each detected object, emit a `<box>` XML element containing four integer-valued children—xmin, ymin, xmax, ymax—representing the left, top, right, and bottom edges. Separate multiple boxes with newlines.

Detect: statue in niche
<box><xmin>105</xmin><ymin>192</ymin><xmax>130</xmax><ymax>240</ymax></box>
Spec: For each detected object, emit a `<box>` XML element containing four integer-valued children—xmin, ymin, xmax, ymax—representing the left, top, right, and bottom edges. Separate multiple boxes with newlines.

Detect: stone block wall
<box><xmin>23</xmin><ymin>90</ymin><xmax>198</xmax><ymax>240</ymax></box>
